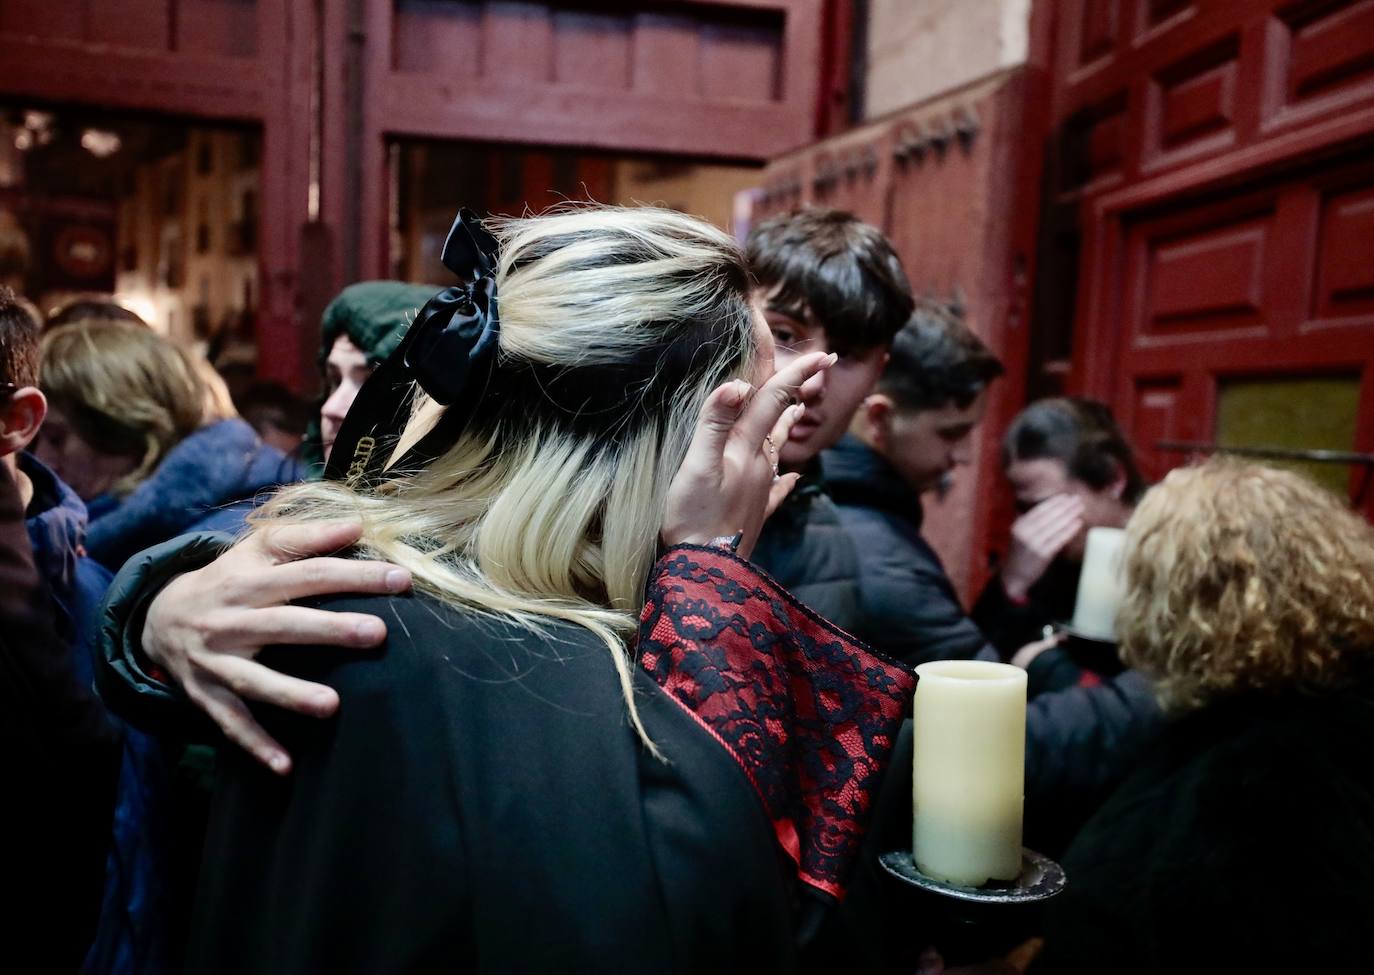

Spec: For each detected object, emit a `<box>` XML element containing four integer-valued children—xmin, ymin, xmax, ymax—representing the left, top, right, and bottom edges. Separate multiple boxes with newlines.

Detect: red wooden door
<box><xmin>1036</xmin><ymin>0</ymin><xmax>1374</xmax><ymax>516</ymax></box>
<box><xmin>335</xmin><ymin>0</ymin><xmax>824</xmax><ymax>279</ymax></box>
<box><xmin>0</xmin><ymin>0</ymin><xmax>316</xmax><ymax>388</ymax></box>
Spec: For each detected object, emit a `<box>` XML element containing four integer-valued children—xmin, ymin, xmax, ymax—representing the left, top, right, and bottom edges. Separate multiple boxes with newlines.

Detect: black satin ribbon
<box><xmin>323</xmin><ymin>208</ymin><xmax>501</xmax><ymax>486</ymax></box>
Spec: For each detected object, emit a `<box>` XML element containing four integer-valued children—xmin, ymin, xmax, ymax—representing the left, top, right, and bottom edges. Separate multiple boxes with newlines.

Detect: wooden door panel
<box><xmin>392</xmin><ymin>0</ymin><xmax>483</xmax><ymax>77</ymax></box>
<box><xmin>1145</xmin><ymin>34</ymin><xmax>1241</xmax><ymax>167</ymax></box>
<box><xmin>1040</xmin><ymin>0</ymin><xmax>1374</xmax><ymax>512</ymax></box>
<box><xmin>176</xmin><ymin>0</ymin><xmax>259</xmax><ymax>58</ymax></box>
<box><xmin>1133</xmin><ymin>206</ymin><xmax>1273</xmax><ymax>341</ymax></box>
<box><xmin>1314</xmin><ymin>181</ymin><xmax>1374</xmax><ymax>321</ymax></box>
<box><xmin>552</xmin><ymin>9</ymin><xmax>633</xmax><ymax>90</ymax></box>
<box><xmin>1129</xmin><ymin>377</ymin><xmax>1191</xmax><ymax>482</ymax></box>
<box><xmin>1268</xmin><ymin>0</ymin><xmax>1374</xmax><ymax>124</ymax></box>
<box><xmin>1077</xmin><ymin>0</ymin><xmax>1122</xmax><ymax>68</ymax></box>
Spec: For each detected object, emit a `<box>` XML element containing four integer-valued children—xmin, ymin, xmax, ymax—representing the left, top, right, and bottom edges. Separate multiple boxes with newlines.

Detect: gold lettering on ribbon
<box><xmin>344</xmin><ymin>436</ymin><xmax>377</xmax><ymax>487</ymax></box>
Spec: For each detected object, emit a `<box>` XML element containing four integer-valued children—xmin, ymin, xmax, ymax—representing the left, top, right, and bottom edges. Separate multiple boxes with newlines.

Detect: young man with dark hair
<box><xmin>822</xmin><ymin>304</ymin><xmax>1004</xmax><ymax>665</ymax></box>
<box><xmin>744</xmin><ymin>208</ymin><xmax>913</xmax><ymax>626</ymax></box>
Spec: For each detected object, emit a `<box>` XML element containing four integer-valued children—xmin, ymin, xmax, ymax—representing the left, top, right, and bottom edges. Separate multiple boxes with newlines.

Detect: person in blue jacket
<box><xmin>33</xmin><ymin>318</ymin><xmax>302</xmax><ymax>571</ymax></box>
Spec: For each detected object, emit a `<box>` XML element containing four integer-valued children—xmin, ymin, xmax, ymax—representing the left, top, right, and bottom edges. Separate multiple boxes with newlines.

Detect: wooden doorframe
<box><xmin>0</xmin><ymin>0</ymin><xmax>319</xmax><ymax>389</ymax></box>
<box><xmin>326</xmin><ymin>0</ymin><xmax>825</xmax><ymax>279</ymax></box>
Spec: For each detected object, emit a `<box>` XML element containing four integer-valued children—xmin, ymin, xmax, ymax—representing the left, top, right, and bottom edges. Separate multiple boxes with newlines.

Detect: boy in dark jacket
<box><xmin>744</xmin><ymin>208</ymin><xmax>914</xmax><ymax>629</ymax></box>
<box><xmin>823</xmin><ymin>304</ymin><xmax>1004</xmax><ymax>667</ymax></box>
<box><xmin>0</xmin><ymin>286</ymin><xmax>121</xmax><ymax>967</ymax></box>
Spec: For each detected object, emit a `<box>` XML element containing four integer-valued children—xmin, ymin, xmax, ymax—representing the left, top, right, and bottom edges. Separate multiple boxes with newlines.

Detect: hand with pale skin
<box><xmin>1010</xmin><ymin>631</ymin><xmax>1065</xmax><ymax>670</ymax></box>
<box><xmin>662</xmin><ymin>351</ymin><xmax>834</xmax><ymax>559</ymax></box>
<box><xmin>140</xmin><ymin>352</ymin><xmax>834</xmax><ymax>774</ymax></box>
<box><xmin>142</xmin><ymin>523</ymin><xmax>412</xmax><ymax>773</ymax></box>
<box><xmin>999</xmin><ymin>494</ymin><xmax>1086</xmax><ymax>602</ymax></box>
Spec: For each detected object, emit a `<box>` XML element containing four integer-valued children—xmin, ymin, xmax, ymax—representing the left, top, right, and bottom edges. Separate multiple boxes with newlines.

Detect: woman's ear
<box><xmin>0</xmin><ymin>386</ymin><xmax>47</xmax><ymax>458</ymax></box>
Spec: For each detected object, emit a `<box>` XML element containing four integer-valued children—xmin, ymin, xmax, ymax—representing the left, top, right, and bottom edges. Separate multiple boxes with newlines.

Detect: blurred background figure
<box><xmin>308</xmin><ymin>281</ymin><xmax>436</xmax><ymax>471</ymax></box>
<box><xmin>34</xmin><ymin>318</ymin><xmax>299</xmax><ymax>569</ymax></box>
<box><xmin>0</xmin><ymin>210</ymin><xmax>31</xmax><ymax>297</ymax></box>
<box><xmin>973</xmin><ymin>398</ymin><xmax>1146</xmax><ymax>658</ymax></box>
<box><xmin>46</xmin><ymin>294</ymin><xmax>149</xmax><ymax>330</ymax></box>
<box><xmin>1041</xmin><ymin>458</ymin><xmax>1374</xmax><ymax>974</ymax></box>
<box><xmin>236</xmin><ymin>381</ymin><xmax>308</xmax><ymax>457</ymax></box>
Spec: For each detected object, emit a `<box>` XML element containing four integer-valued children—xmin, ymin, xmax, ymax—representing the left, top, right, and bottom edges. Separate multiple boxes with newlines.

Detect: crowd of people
<box><xmin>3</xmin><ymin>202</ymin><xmax>1372</xmax><ymax>974</ymax></box>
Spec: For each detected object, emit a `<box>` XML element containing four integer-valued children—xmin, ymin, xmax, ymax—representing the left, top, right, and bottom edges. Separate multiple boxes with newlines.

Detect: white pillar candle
<box><xmin>1070</xmin><ymin>527</ymin><xmax>1127</xmax><ymax>641</ymax></box>
<box><xmin>912</xmin><ymin>660</ymin><xmax>1027</xmax><ymax>887</ymax></box>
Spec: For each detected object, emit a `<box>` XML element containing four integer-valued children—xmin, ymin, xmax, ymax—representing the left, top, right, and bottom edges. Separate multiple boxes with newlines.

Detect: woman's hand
<box><xmin>141</xmin><ymin>521</ymin><xmax>411</xmax><ymax>774</ymax></box>
<box><xmin>662</xmin><ymin>352</ymin><xmax>834</xmax><ymax>561</ymax></box>
<box><xmin>1000</xmin><ymin>494</ymin><xmax>1085</xmax><ymax>601</ymax></box>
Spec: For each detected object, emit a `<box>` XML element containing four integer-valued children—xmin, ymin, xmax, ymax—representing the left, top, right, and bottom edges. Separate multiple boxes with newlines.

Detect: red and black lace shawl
<box><xmin>637</xmin><ymin>545</ymin><xmax>916</xmax><ymax>902</ymax></box>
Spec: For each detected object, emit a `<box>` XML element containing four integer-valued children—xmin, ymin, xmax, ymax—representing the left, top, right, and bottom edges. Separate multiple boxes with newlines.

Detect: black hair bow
<box><xmin>324</xmin><ymin>208</ymin><xmax>502</xmax><ymax>486</ymax></box>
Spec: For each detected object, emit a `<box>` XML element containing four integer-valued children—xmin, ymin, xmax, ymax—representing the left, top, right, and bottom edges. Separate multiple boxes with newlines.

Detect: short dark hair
<box><xmin>0</xmin><ymin>284</ymin><xmax>42</xmax><ymax>388</ymax></box>
<box><xmin>877</xmin><ymin>303</ymin><xmax>1004</xmax><ymax>412</ymax></box>
<box><xmin>746</xmin><ymin>208</ymin><xmax>913</xmax><ymax>354</ymax></box>
<box><xmin>238</xmin><ymin>381</ymin><xmax>310</xmax><ymax>437</ymax></box>
<box><xmin>1003</xmin><ymin>397</ymin><xmax>1146</xmax><ymax>503</ymax></box>
<box><xmin>46</xmin><ymin>296</ymin><xmax>148</xmax><ymax>330</ymax></box>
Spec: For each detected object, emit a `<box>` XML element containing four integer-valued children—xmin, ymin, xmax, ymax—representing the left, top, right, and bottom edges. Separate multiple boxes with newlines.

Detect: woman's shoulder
<box><xmin>282</xmin><ymin>590</ymin><xmax>632</xmax><ymax>727</ymax></box>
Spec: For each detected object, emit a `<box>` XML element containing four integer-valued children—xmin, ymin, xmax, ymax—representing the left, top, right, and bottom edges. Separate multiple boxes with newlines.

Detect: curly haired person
<box><xmin>1042</xmin><ymin>457</ymin><xmax>1374</xmax><ymax>974</ymax></box>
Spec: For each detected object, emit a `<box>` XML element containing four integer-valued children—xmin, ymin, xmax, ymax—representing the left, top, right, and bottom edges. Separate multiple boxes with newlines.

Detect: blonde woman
<box><xmin>34</xmin><ymin>320</ymin><xmax>300</xmax><ymax>569</ymax></box>
<box><xmin>1042</xmin><ymin>458</ymin><xmax>1374</xmax><ymax>974</ymax></box>
<box><xmin>100</xmin><ymin>206</ymin><xmax>914</xmax><ymax>972</ymax></box>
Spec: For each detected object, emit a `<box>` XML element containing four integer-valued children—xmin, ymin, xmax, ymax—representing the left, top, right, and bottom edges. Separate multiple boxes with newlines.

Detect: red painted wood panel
<box><xmin>1314</xmin><ymin>181</ymin><xmax>1374</xmax><ymax>320</ymax></box>
<box><xmin>175</xmin><ymin>0</ymin><xmax>257</xmax><ymax>58</ymax></box>
<box><xmin>1143</xmin><ymin>0</ymin><xmax>1194</xmax><ymax>30</ymax></box>
<box><xmin>630</xmin><ymin>12</ymin><xmax>700</xmax><ymax>96</ymax></box>
<box><xmin>1142</xmin><ymin>214</ymin><xmax>1270</xmax><ymax>336</ymax></box>
<box><xmin>552</xmin><ymin>9</ymin><xmax>631</xmax><ymax>90</ymax></box>
<box><xmin>483</xmin><ymin>1</ymin><xmax>551</xmax><ymax>85</ymax></box>
<box><xmin>1149</xmin><ymin>36</ymin><xmax>1239</xmax><ymax>163</ymax></box>
<box><xmin>393</xmin><ymin>0</ymin><xmax>482</xmax><ymax>77</ymax></box>
<box><xmin>699</xmin><ymin>18</ymin><xmax>782</xmax><ymax>102</ymax></box>
<box><xmin>1283</xmin><ymin>0</ymin><xmax>1374</xmax><ymax>104</ymax></box>
<box><xmin>1078</xmin><ymin>0</ymin><xmax>1120</xmax><ymax>67</ymax></box>
<box><xmin>1038</xmin><ymin>0</ymin><xmax>1374</xmax><ymax>517</ymax></box>
<box><xmin>1130</xmin><ymin>378</ymin><xmax>1187</xmax><ymax>483</ymax></box>
<box><xmin>0</xmin><ymin>1</ymin><xmax>82</xmax><ymax>40</ymax></box>
<box><xmin>87</xmin><ymin>0</ymin><xmax>171</xmax><ymax>50</ymax></box>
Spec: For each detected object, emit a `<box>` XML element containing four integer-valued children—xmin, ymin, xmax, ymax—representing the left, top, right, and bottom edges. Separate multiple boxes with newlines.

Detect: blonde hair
<box><xmin>41</xmin><ymin>320</ymin><xmax>207</xmax><ymax>495</ymax></box>
<box><xmin>253</xmin><ymin>205</ymin><xmax>757</xmax><ymax>749</ymax></box>
<box><xmin>1118</xmin><ymin>457</ymin><xmax>1374</xmax><ymax>711</ymax></box>
<box><xmin>192</xmin><ymin>354</ymin><xmax>239</xmax><ymax>421</ymax></box>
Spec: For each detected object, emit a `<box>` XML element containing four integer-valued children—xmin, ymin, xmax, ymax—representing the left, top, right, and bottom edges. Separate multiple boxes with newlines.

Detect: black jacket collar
<box><xmin>821</xmin><ymin>435</ymin><xmax>923</xmax><ymax>532</ymax></box>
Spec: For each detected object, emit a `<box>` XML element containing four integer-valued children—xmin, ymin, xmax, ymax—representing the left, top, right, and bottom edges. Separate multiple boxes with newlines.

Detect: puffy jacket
<box><xmin>821</xmin><ymin>435</ymin><xmax>998</xmax><ymax>666</ymax></box>
<box><xmin>86</xmin><ymin>419</ymin><xmax>302</xmax><ymax>571</ymax></box>
<box><xmin>22</xmin><ymin>453</ymin><xmax>112</xmax><ymax>682</ymax></box>
<box><xmin>7</xmin><ymin>457</ymin><xmax>121</xmax><ymax>971</ymax></box>
<box><xmin>749</xmin><ymin>466</ymin><xmax>864</xmax><ymax>635</ymax></box>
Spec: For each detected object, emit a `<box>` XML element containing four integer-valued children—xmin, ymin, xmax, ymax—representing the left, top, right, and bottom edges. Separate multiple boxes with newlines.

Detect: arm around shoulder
<box><xmin>95</xmin><ymin>531</ymin><xmax>233</xmax><ymax>738</ymax></box>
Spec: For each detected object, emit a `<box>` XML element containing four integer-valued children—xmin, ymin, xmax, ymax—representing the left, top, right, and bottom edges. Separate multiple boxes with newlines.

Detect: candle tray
<box><xmin>878</xmin><ymin>849</ymin><xmax>1066</xmax><ymax>907</ymax></box>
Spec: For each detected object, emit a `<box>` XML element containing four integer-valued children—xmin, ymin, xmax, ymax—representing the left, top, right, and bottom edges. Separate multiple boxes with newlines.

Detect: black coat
<box><xmin>103</xmin><ymin>544</ymin><xmax>913</xmax><ymax>973</ymax></box>
<box><xmin>972</xmin><ymin>556</ymin><xmax>1080</xmax><ymax>659</ymax></box>
<box><xmin>1040</xmin><ymin>679</ymin><xmax>1374</xmax><ymax>973</ymax></box>
<box><xmin>821</xmin><ymin>436</ymin><xmax>998</xmax><ymax>666</ymax></box>
<box><xmin>751</xmin><ymin>466</ymin><xmax>864</xmax><ymax>634</ymax></box>
<box><xmin>0</xmin><ymin>464</ymin><xmax>121</xmax><ymax>971</ymax></box>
